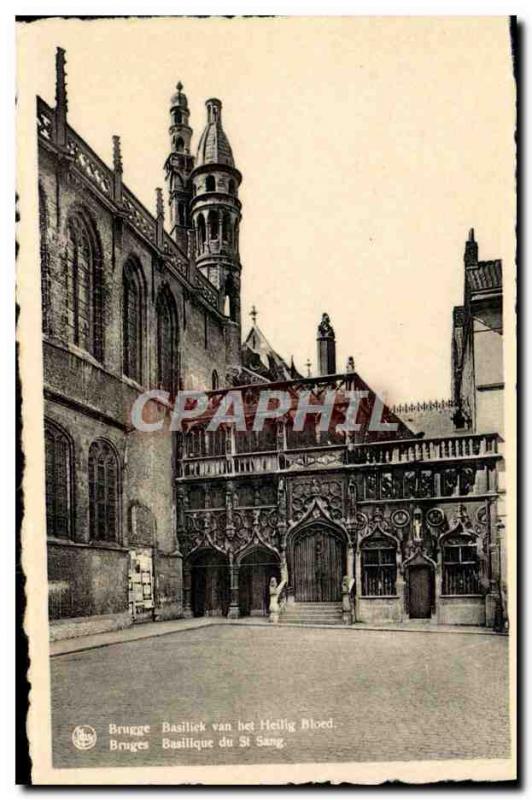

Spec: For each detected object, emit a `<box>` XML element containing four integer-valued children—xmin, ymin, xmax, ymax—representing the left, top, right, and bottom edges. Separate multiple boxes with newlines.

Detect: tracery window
<box><xmin>442</xmin><ymin>534</ymin><xmax>480</xmax><ymax>595</ymax></box>
<box><xmin>88</xmin><ymin>439</ymin><xmax>120</xmax><ymax>542</ymax></box>
<box><xmin>65</xmin><ymin>212</ymin><xmax>104</xmax><ymax>360</ymax></box>
<box><xmin>122</xmin><ymin>258</ymin><xmax>144</xmax><ymax>383</ymax></box>
<box><xmin>156</xmin><ymin>287</ymin><xmax>178</xmax><ymax>395</ymax></box>
<box><xmin>361</xmin><ymin>534</ymin><xmax>397</xmax><ymax>596</ymax></box>
<box><xmin>44</xmin><ymin>421</ymin><xmax>73</xmax><ymax>539</ymax></box>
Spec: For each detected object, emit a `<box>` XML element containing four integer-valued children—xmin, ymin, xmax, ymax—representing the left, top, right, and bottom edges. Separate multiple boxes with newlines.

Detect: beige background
<box><xmin>16</xmin><ymin>16</ymin><xmax>516</xmax><ymax>784</ymax></box>
<box><xmin>18</xmin><ymin>15</ymin><xmax>515</xmax><ymax>401</ymax></box>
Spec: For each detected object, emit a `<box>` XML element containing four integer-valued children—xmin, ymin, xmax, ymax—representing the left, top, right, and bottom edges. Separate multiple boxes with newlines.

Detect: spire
<box><xmin>54</xmin><ymin>47</ymin><xmax>67</xmax><ymax>147</ymax></box>
<box><xmin>196</xmin><ymin>98</ymin><xmax>235</xmax><ymax>167</ymax></box>
<box><xmin>464</xmin><ymin>227</ymin><xmax>478</xmax><ymax>268</ymax></box>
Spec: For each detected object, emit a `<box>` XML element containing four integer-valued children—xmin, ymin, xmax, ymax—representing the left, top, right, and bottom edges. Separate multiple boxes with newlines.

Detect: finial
<box><xmin>305</xmin><ymin>359</ymin><xmax>312</xmax><ymax>377</ymax></box>
<box><xmin>250</xmin><ymin>305</ymin><xmax>258</xmax><ymax>325</ymax></box>
<box><xmin>468</xmin><ymin>227</ymin><xmax>475</xmax><ymax>242</ymax></box>
<box><xmin>54</xmin><ymin>47</ymin><xmax>68</xmax><ymax>147</ymax></box>
<box><xmin>156</xmin><ymin>187</ymin><xmax>164</xmax><ymax>219</ymax></box>
<box><xmin>177</xmin><ymin>81</ymin><xmax>183</xmax><ymax>92</ymax></box>
<box><xmin>346</xmin><ymin>355</ymin><xmax>355</xmax><ymax>373</ymax></box>
<box><xmin>112</xmin><ymin>135</ymin><xmax>123</xmax><ymax>174</ymax></box>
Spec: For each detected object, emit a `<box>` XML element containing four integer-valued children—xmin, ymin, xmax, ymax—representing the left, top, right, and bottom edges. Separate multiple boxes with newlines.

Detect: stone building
<box><xmin>38</xmin><ymin>49</ymin><xmax>506</xmax><ymax>638</ymax></box>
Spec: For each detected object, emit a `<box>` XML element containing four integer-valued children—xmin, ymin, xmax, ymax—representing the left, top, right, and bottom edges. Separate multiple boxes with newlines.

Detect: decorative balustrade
<box><xmin>122</xmin><ymin>189</ymin><xmax>156</xmax><ymax>243</ymax></box>
<box><xmin>37</xmin><ymin>99</ymin><xmax>53</xmax><ymax>140</ymax></box>
<box><xmin>179</xmin><ymin>433</ymin><xmax>500</xmax><ymax>480</ymax></box>
<box><xmin>66</xmin><ymin>130</ymin><xmax>113</xmax><ymax>198</ymax></box>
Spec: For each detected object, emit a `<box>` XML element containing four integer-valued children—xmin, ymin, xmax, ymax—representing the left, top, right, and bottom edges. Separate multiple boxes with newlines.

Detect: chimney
<box><xmin>317</xmin><ymin>313</ymin><xmax>336</xmax><ymax>376</ymax></box>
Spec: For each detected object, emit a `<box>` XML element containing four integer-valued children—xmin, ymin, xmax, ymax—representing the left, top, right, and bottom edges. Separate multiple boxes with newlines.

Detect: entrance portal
<box><xmin>291</xmin><ymin>525</ymin><xmax>345</xmax><ymax>602</ymax></box>
<box><xmin>239</xmin><ymin>548</ymin><xmax>280</xmax><ymax>617</ymax></box>
<box><xmin>191</xmin><ymin>550</ymin><xmax>229</xmax><ymax>617</ymax></box>
<box><xmin>408</xmin><ymin>564</ymin><xmax>433</xmax><ymax>619</ymax></box>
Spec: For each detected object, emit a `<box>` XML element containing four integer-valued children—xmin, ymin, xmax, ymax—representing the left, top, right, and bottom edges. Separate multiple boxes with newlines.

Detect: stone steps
<box><xmin>280</xmin><ymin>602</ymin><xmax>344</xmax><ymax>626</ymax></box>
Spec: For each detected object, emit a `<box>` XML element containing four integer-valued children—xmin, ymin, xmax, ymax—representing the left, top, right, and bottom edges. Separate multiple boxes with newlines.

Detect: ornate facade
<box><xmin>38</xmin><ymin>49</ymin><xmax>506</xmax><ymax>639</ymax></box>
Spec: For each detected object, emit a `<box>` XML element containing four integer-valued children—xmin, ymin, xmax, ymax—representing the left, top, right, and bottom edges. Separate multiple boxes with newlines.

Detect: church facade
<box><xmin>37</xmin><ymin>49</ymin><xmax>507</xmax><ymax>639</ymax></box>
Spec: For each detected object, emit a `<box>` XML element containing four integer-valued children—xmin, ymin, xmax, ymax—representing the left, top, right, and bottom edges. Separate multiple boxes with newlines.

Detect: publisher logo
<box><xmin>72</xmin><ymin>725</ymin><xmax>97</xmax><ymax>751</ymax></box>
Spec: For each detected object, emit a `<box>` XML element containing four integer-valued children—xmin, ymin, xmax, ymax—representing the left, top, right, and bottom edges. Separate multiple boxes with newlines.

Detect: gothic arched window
<box><xmin>44</xmin><ymin>421</ymin><xmax>73</xmax><ymax>539</ymax></box>
<box><xmin>361</xmin><ymin>534</ymin><xmax>397</xmax><ymax>596</ymax></box>
<box><xmin>208</xmin><ymin>210</ymin><xmax>219</xmax><ymax>240</ymax></box>
<box><xmin>212</xmin><ymin>369</ymin><xmax>219</xmax><ymax>390</ymax></box>
<box><xmin>65</xmin><ymin>212</ymin><xmax>104</xmax><ymax>360</ymax></box>
<box><xmin>442</xmin><ymin>533</ymin><xmax>479</xmax><ymax>595</ymax></box>
<box><xmin>175</xmin><ymin>136</ymin><xmax>184</xmax><ymax>152</ymax></box>
<box><xmin>156</xmin><ymin>286</ymin><xmax>178</xmax><ymax>395</ymax></box>
<box><xmin>228</xmin><ymin>178</ymin><xmax>236</xmax><ymax>195</ymax></box>
<box><xmin>89</xmin><ymin>439</ymin><xmax>120</xmax><ymax>542</ymax></box>
<box><xmin>222</xmin><ymin>213</ymin><xmax>230</xmax><ymax>242</ymax></box>
<box><xmin>197</xmin><ymin>214</ymin><xmax>206</xmax><ymax>248</ymax></box>
<box><xmin>39</xmin><ymin>184</ymin><xmax>51</xmax><ymax>335</ymax></box>
<box><xmin>206</xmin><ymin>175</ymin><xmax>216</xmax><ymax>192</ymax></box>
<box><xmin>122</xmin><ymin>257</ymin><xmax>144</xmax><ymax>384</ymax></box>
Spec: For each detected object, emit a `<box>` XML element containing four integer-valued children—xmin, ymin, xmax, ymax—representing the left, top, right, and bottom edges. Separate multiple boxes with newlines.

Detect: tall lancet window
<box><xmin>44</xmin><ymin>421</ymin><xmax>73</xmax><ymax>540</ymax></box>
<box><xmin>122</xmin><ymin>258</ymin><xmax>144</xmax><ymax>384</ymax></box>
<box><xmin>156</xmin><ymin>286</ymin><xmax>178</xmax><ymax>395</ymax></box>
<box><xmin>65</xmin><ymin>212</ymin><xmax>104</xmax><ymax>360</ymax></box>
<box><xmin>89</xmin><ymin>439</ymin><xmax>120</xmax><ymax>543</ymax></box>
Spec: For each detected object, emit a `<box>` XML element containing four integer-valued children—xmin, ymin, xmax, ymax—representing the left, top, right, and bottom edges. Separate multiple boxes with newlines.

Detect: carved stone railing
<box><xmin>122</xmin><ymin>188</ymin><xmax>157</xmax><ymax>244</ymax></box>
<box><xmin>37</xmin><ymin>97</ymin><xmax>53</xmax><ymax>141</ymax></box>
<box><xmin>269</xmin><ymin>578</ymin><xmax>287</xmax><ymax>624</ymax></box>
<box><xmin>65</xmin><ymin>128</ymin><xmax>113</xmax><ymax>198</ymax></box>
<box><xmin>179</xmin><ymin>433</ymin><xmax>501</xmax><ymax>481</ymax></box>
<box><xmin>348</xmin><ymin>433</ymin><xmax>499</xmax><ymax>466</ymax></box>
<box><xmin>234</xmin><ymin>452</ymin><xmax>279</xmax><ymax>474</ymax></box>
<box><xmin>194</xmin><ymin>270</ymin><xmax>220</xmax><ymax>308</ymax></box>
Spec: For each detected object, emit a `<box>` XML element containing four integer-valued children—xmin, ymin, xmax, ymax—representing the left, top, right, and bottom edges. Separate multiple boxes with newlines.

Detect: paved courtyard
<box><xmin>51</xmin><ymin>625</ymin><xmax>510</xmax><ymax>768</ymax></box>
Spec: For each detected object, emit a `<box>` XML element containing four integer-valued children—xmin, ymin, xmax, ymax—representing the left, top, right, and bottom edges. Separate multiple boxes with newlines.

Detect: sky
<box><xmin>18</xmin><ymin>16</ymin><xmax>516</xmax><ymax>404</ymax></box>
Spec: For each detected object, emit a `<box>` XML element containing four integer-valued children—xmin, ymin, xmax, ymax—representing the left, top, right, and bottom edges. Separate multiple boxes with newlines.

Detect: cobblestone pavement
<box><xmin>51</xmin><ymin>626</ymin><xmax>510</xmax><ymax>768</ymax></box>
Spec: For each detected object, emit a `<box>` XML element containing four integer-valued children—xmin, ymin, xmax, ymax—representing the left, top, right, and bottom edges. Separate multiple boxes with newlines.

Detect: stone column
<box><xmin>227</xmin><ymin>554</ymin><xmax>240</xmax><ymax>619</ymax></box>
<box><xmin>346</xmin><ymin>543</ymin><xmax>354</xmax><ymax>580</ymax></box>
<box><xmin>182</xmin><ymin>564</ymin><xmax>193</xmax><ymax>618</ymax></box>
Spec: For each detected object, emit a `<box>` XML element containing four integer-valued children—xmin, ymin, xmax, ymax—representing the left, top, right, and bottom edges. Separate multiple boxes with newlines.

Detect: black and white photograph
<box><xmin>16</xmin><ymin>14</ymin><xmax>516</xmax><ymax>785</ymax></box>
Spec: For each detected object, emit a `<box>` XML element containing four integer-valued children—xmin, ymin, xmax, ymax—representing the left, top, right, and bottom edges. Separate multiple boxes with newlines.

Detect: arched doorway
<box><xmin>406</xmin><ymin>552</ymin><xmax>435</xmax><ymax>619</ymax></box>
<box><xmin>238</xmin><ymin>547</ymin><xmax>280</xmax><ymax>617</ymax></box>
<box><xmin>190</xmin><ymin>549</ymin><xmax>229</xmax><ymax>617</ymax></box>
<box><xmin>289</xmin><ymin>524</ymin><xmax>346</xmax><ymax>602</ymax></box>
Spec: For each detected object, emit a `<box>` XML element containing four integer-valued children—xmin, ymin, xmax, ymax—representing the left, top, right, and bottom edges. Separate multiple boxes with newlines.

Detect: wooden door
<box><xmin>409</xmin><ymin>565</ymin><xmax>432</xmax><ymax>619</ymax></box>
<box><xmin>239</xmin><ymin>551</ymin><xmax>280</xmax><ymax>616</ymax></box>
<box><xmin>192</xmin><ymin>552</ymin><xmax>229</xmax><ymax>617</ymax></box>
<box><xmin>293</xmin><ymin>526</ymin><xmax>345</xmax><ymax>602</ymax></box>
